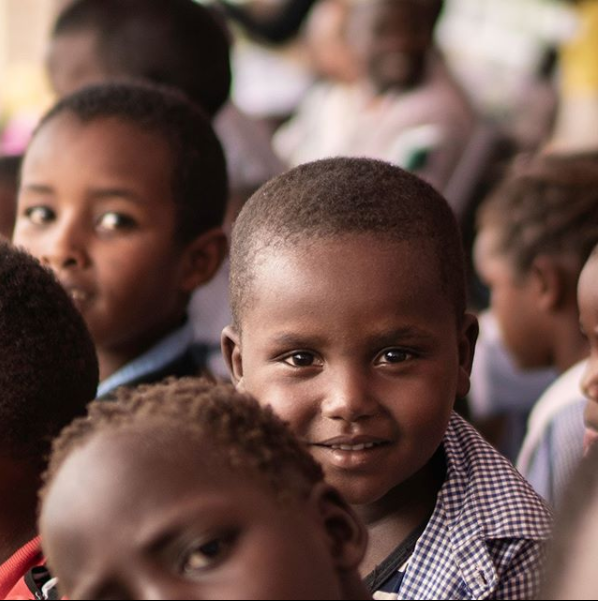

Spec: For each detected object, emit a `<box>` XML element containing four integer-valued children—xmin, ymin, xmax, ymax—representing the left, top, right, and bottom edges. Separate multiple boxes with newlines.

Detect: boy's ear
<box><xmin>310</xmin><ymin>483</ymin><xmax>367</xmax><ymax>574</ymax></box>
<box><xmin>457</xmin><ymin>313</ymin><xmax>479</xmax><ymax>399</ymax></box>
<box><xmin>530</xmin><ymin>256</ymin><xmax>570</xmax><ymax>313</ymax></box>
<box><xmin>179</xmin><ymin>228</ymin><xmax>228</xmax><ymax>293</ymax></box>
<box><xmin>222</xmin><ymin>326</ymin><xmax>244</xmax><ymax>389</ymax></box>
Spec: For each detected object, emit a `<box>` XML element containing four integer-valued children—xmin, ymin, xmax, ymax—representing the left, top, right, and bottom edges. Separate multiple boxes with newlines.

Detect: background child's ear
<box><xmin>310</xmin><ymin>483</ymin><xmax>368</xmax><ymax>573</ymax></box>
<box><xmin>530</xmin><ymin>256</ymin><xmax>572</xmax><ymax>313</ymax></box>
<box><xmin>180</xmin><ymin>228</ymin><xmax>228</xmax><ymax>293</ymax></box>
<box><xmin>222</xmin><ymin>326</ymin><xmax>244</xmax><ymax>389</ymax></box>
<box><xmin>457</xmin><ymin>313</ymin><xmax>479</xmax><ymax>399</ymax></box>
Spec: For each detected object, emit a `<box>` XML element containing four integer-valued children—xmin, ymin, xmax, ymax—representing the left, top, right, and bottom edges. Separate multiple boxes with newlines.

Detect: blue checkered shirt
<box><xmin>375</xmin><ymin>413</ymin><xmax>552</xmax><ymax>600</ymax></box>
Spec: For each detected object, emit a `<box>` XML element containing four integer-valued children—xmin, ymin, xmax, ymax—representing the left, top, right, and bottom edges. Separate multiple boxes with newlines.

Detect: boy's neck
<box><xmin>0</xmin><ymin>459</ymin><xmax>40</xmax><ymax>566</ymax></box>
<box><xmin>357</xmin><ymin>449</ymin><xmax>445</xmax><ymax>577</ymax></box>
<box><xmin>551</xmin><ymin>314</ymin><xmax>589</xmax><ymax>374</ymax></box>
<box><xmin>98</xmin><ymin>316</ymin><xmax>188</xmax><ymax>382</ymax></box>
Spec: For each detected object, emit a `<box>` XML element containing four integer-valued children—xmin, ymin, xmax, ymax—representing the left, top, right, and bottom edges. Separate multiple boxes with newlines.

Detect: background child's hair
<box><xmin>35</xmin><ymin>82</ymin><xmax>228</xmax><ymax>245</ymax></box>
<box><xmin>43</xmin><ymin>378</ymin><xmax>325</xmax><ymax>504</ymax></box>
<box><xmin>478</xmin><ymin>153</ymin><xmax>598</xmax><ymax>277</ymax></box>
<box><xmin>0</xmin><ymin>243</ymin><xmax>98</xmax><ymax>466</ymax></box>
<box><xmin>52</xmin><ymin>0</ymin><xmax>231</xmax><ymax>117</ymax></box>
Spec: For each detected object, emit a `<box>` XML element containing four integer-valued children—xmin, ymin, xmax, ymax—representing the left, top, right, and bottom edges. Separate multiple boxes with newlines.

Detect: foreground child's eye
<box><xmin>25</xmin><ymin>206</ymin><xmax>56</xmax><ymax>226</ymax></box>
<box><xmin>376</xmin><ymin>349</ymin><xmax>414</xmax><ymax>365</ymax></box>
<box><xmin>283</xmin><ymin>352</ymin><xmax>322</xmax><ymax>368</ymax></box>
<box><xmin>97</xmin><ymin>212</ymin><xmax>137</xmax><ymax>232</ymax></box>
<box><xmin>181</xmin><ymin>537</ymin><xmax>233</xmax><ymax>574</ymax></box>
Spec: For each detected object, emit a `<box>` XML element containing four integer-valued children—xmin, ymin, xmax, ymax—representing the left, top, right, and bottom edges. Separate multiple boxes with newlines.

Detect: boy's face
<box><xmin>224</xmin><ymin>238</ymin><xmax>477</xmax><ymax>506</ymax></box>
<box><xmin>14</xmin><ymin>115</ymin><xmax>221</xmax><ymax>372</ymax></box>
<box><xmin>579</xmin><ymin>256</ymin><xmax>598</xmax><ymax>454</ymax></box>
<box><xmin>41</xmin><ymin>429</ymin><xmax>367</xmax><ymax>600</ymax></box>
<box><xmin>348</xmin><ymin>1</ymin><xmax>434</xmax><ymax>93</ymax></box>
<box><xmin>475</xmin><ymin>228</ymin><xmax>553</xmax><ymax>369</ymax></box>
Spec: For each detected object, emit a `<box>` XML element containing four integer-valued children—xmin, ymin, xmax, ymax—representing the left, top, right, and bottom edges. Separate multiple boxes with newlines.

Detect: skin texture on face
<box><xmin>347</xmin><ymin>0</ymin><xmax>434</xmax><ymax>93</ymax></box>
<box><xmin>13</xmin><ymin>114</ymin><xmax>225</xmax><ymax>380</ymax></box>
<box><xmin>475</xmin><ymin>228</ymin><xmax>555</xmax><ymax>370</ymax></box>
<box><xmin>40</xmin><ymin>429</ymin><xmax>368</xmax><ymax>601</ymax></box>
<box><xmin>224</xmin><ymin>237</ymin><xmax>477</xmax><ymax>513</ymax></box>
<box><xmin>579</xmin><ymin>255</ymin><xmax>598</xmax><ymax>454</ymax></box>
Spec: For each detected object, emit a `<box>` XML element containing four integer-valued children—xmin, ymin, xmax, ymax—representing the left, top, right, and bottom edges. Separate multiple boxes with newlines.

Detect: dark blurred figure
<box><xmin>0</xmin><ymin>156</ymin><xmax>21</xmax><ymax>240</ymax></box>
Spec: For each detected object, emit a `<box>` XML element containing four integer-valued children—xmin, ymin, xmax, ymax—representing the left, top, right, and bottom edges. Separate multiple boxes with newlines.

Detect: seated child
<box><xmin>475</xmin><ymin>154</ymin><xmax>598</xmax><ymax>506</ymax></box>
<box><xmin>39</xmin><ymin>378</ymin><xmax>371</xmax><ymax>601</ymax></box>
<box><xmin>222</xmin><ymin>157</ymin><xmax>552</xmax><ymax>599</ymax></box>
<box><xmin>13</xmin><ymin>83</ymin><xmax>228</xmax><ymax>398</ymax></box>
<box><xmin>0</xmin><ymin>243</ymin><xmax>98</xmax><ymax>599</ymax></box>
<box><xmin>579</xmin><ymin>245</ymin><xmax>598</xmax><ymax>455</ymax></box>
<box><xmin>0</xmin><ymin>155</ymin><xmax>21</xmax><ymax>239</ymax></box>
<box><xmin>274</xmin><ymin>0</ymin><xmax>475</xmax><ymax>192</ymax></box>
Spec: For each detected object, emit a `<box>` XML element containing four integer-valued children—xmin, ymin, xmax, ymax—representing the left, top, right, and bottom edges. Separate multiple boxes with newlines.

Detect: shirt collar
<box><xmin>97</xmin><ymin>322</ymin><xmax>195</xmax><ymax>398</ymax></box>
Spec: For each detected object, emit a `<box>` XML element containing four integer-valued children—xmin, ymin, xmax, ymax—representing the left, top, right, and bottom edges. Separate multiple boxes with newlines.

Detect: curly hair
<box><xmin>478</xmin><ymin>153</ymin><xmax>598</xmax><ymax>278</ymax></box>
<box><xmin>52</xmin><ymin>0</ymin><xmax>231</xmax><ymax>117</ymax></box>
<box><xmin>0</xmin><ymin>243</ymin><xmax>98</xmax><ymax>465</ymax></box>
<box><xmin>34</xmin><ymin>82</ymin><xmax>228</xmax><ymax>245</ymax></box>
<box><xmin>43</xmin><ymin>378</ymin><xmax>325</xmax><ymax>504</ymax></box>
<box><xmin>230</xmin><ymin>157</ymin><xmax>466</xmax><ymax>328</ymax></box>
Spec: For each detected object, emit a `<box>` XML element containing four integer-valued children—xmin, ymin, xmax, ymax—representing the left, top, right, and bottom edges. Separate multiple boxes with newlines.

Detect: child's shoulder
<box><xmin>441</xmin><ymin>412</ymin><xmax>552</xmax><ymax>538</ymax></box>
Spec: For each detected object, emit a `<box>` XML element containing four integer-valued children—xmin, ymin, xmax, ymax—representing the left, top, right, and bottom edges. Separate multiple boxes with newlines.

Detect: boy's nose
<box><xmin>41</xmin><ymin>227</ymin><xmax>89</xmax><ymax>271</ymax></box>
<box><xmin>322</xmin><ymin>369</ymin><xmax>380</xmax><ymax>422</ymax></box>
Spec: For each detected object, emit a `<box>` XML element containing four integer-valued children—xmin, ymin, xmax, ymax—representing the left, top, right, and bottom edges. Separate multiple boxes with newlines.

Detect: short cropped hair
<box><xmin>478</xmin><ymin>153</ymin><xmax>598</xmax><ymax>277</ymax></box>
<box><xmin>52</xmin><ymin>0</ymin><xmax>231</xmax><ymax>117</ymax></box>
<box><xmin>34</xmin><ymin>83</ymin><xmax>228</xmax><ymax>244</ymax></box>
<box><xmin>0</xmin><ymin>243</ymin><xmax>98</xmax><ymax>465</ymax></box>
<box><xmin>230</xmin><ymin>157</ymin><xmax>466</xmax><ymax>327</ymax></box>
<box><xmin>43</xmin><ymin>378</ymin><xmax>325</xmax><ymax>504</ymax></box>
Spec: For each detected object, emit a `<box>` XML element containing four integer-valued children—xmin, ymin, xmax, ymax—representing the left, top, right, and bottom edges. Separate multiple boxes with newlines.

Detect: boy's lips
<box><xmin>310</xmin><ymin>435</ymin><xmax>394</xmax><ymax>470</ymax></box>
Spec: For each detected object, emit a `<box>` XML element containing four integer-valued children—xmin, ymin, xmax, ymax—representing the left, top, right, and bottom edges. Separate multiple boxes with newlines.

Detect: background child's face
<box><xmin>14</xmin><ymin>115</ymin><xmax>196</xmax><ymax>369</ymax></box>
<box><xmin>347</xmin><ymin>0</ymin><xmax>433</xmax><ymax>93</ymax></box>
<box><xmin>224</xmin><ymin>238</ymin><xmax>477</xmax><ymax>507</ymax></box>
<box><xmin>41</xmin><ymin>430</ymin><xmax>363</xmax><ymax>600</ymax></box>
<box><xmin>47</xmin><ymin>31</ymin><xmax>111</xmax><ymax>98</ymax></box>
<box><xmin>579</xmin><ymin>256</ymin><xmax>598</xmax><ymax>454</ymax></box>
<box><xmin>475</xmin><ymin>228</ymin><xmax>554</xmax><ymax>369</ymax></box>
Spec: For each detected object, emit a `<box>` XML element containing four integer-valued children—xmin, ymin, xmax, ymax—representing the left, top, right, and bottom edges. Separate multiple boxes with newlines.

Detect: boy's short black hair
<box><xmin>43</xmin><ymin>378</ymin><xmax>325</xmax><ymax>504</ymax></box>
<box><xmin>52</xmin><ymin>0</ymin><xmax>231</xmax><ymax>117</ymax></box>
<box><xmin>230</xmin><ymin>157</ymin><xmax>466</xmax><ymax>327</ymax></box>
<box><xmin>478</xmin><ymin>153</ymin><xmax>598</xmax><ymax>278</ymax></box>
<box><xmin>0</xmin><ymin>155</ymin><xmax>22</xmax><ymax>188</ymax></box>
<box><xmin>0</xmin><ymin>243</ymin><xmax>99</xmax><ymax>466</ymax></box>
<box><xmin>36</xmin><ymin>82</ymin><xmax>228</xmax><ymax>245</ymax></box>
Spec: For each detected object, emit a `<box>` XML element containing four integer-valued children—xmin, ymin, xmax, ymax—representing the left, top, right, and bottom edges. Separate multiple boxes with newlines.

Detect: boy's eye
<box><xmin>181</xmin><ymin>537</ymin><xmax>233</xmax><ymax>575</ymax></box>
<box><xmin>25</xmin><ymin>206</ymin><xmax>55</xmax><ymax>226</ymax></box>
<box><xmin>376</xmin><ymin>349</ymin><xmax>414</xmax><ymax>365</ymax></box>
<box><xmin>282</xmin><ymin>352</ymin><xmax>322</xmax><ymax>368</ymax></box>
<box><xmin>97</xmin><ymin>212</ymin><xmax>137</xmax><ymax>232</ymax></box>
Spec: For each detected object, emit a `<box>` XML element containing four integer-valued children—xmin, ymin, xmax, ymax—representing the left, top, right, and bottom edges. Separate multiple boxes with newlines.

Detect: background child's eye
<box><xmin>377</xmin><ymin>349</ymin><xmax>413</xmax><ymax>364</ymax></box>
<box><xmin>181</xmin><ymin>538</ymin><xmax>232</xmax><ymax>574</ymax></box>
<box><xmin>25</xmin><ymin>206</ymin><xmax>55</xmax><ymax>226</ymax></box>
<box><xmin>97</xmin><ymin>212</ymin><xmax>136</xmax><ymax>232</ymax></box>
<box><xmin>283</xmin><ymin>352</ymin><xmax>320</xmax><ymax>368</ymax></box>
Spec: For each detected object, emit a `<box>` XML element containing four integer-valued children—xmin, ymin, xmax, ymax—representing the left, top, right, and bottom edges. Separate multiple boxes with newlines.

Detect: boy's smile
<box><xmin>224</xmin><ymin>236</ymin><xmax>477</xmax><ymax>509</ymax></box>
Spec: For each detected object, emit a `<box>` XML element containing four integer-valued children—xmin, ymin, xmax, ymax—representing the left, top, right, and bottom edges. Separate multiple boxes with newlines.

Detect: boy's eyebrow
<box><xmin>366</xmin><ymin>326</ymin><xmax>438</xmax><ymax>347</ymax></box>
<box><xmin>88</xmin><ymin>188</ymin><xmax>144</xmax><ymax>204</ymax></box>
<box><xmin>21</xmin><ymin>183</ymin><xmax>54</xmax><ymax>195</ymax></box>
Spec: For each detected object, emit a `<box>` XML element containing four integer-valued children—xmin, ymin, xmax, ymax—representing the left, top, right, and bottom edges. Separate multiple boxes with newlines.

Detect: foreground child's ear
<box><xmin>309</xmin><ymin>483</ymin><xmax>368</xmax><ymax>573</ymax></box>
<box><xmin>530</xmin><ymin>256</ymin><xmax>572</xmax><ymax>313</ymax></box>
<box><xmin>222</xmin><ymin>325</ymin><xmax>244</xmax><ymax>389</ymax></box>
<box><xmin>457</xmin><ymin>313</ymin><xmax>479</xmax><ymax>399</ymax></box>
<box><xmin>180</xmin><ymin>227</ymin><xmax>228</xmax><ymax>293</ymax></box>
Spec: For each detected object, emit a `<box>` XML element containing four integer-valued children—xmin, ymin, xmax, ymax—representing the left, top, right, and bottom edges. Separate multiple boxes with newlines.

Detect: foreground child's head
<box><xmin>579</xmin><ymin>247</ymin><xmax>598</xmax><ymax>454</ymax></box>
<box><xmin>476</xmin><ymin>154</ymin><xmax>598</xmax><ymax>371</ymax></box>
<box><xmin>0</xmin><ymin>242</ymin><xmax>98</xmax><ymax>472</ymax></box>
<box><xmin>346</xmin><ymin>0</ymin><xmax>443</xmax><ymax>93</ymax></box>
<box><xmin>223</xmin><ymin>158</ymin><xmax>478</xmax><ymax>508</ymax></box>
<box><xmin>48</xmin><ymin>0</ymin><xmax>231</xmax><ymax>117</ymax></box>
<box><xmin>13</xmin><ymin>83</ymin><xmax>228</xmax><ymax>380</ymax></box>
<box><xmin>40</xmin><ymin>378</ymin><xmax>369</xmax><ymax>600</ymax></box>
